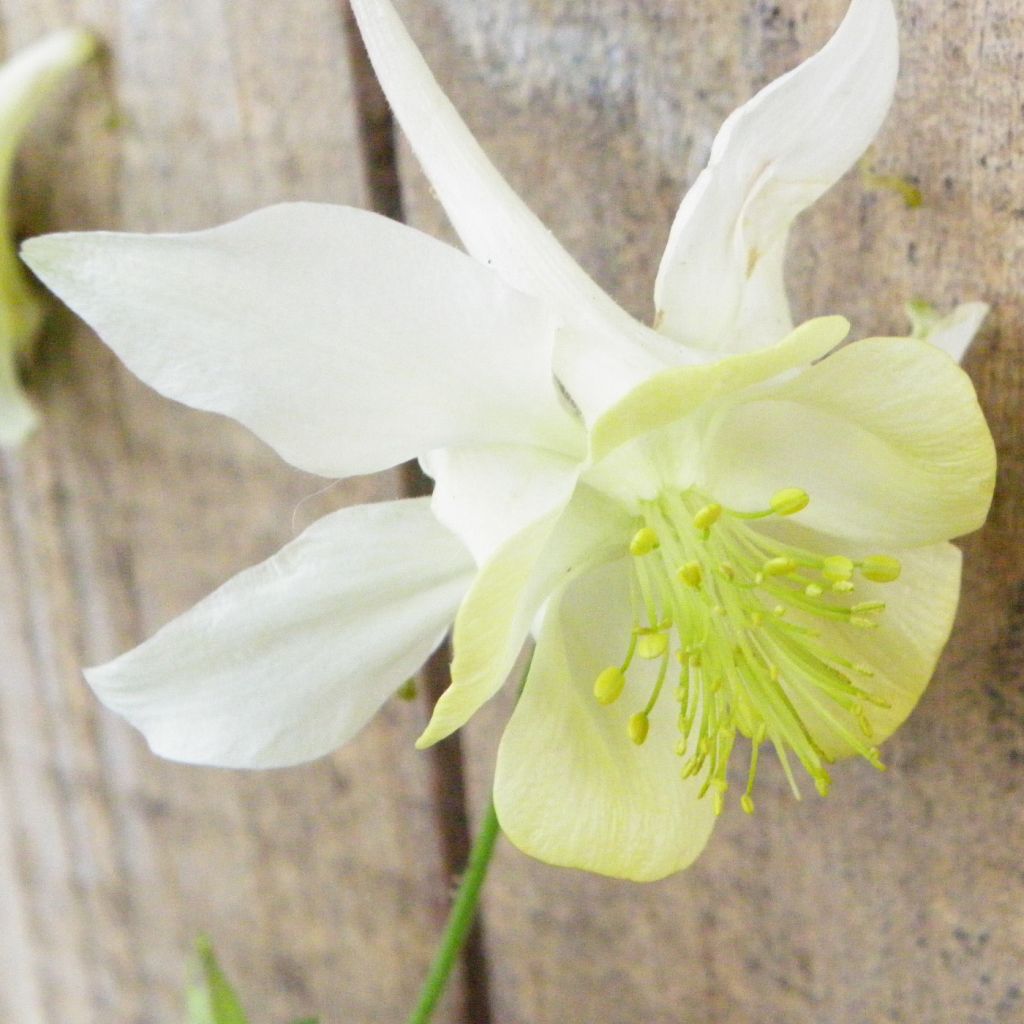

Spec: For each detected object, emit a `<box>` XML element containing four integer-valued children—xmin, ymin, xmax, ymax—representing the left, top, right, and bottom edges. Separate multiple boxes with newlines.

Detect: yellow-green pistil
<box><xmin>593</xmin><ymin>488</ymin><xmax>902</xmax><ymax>815</ymax></box>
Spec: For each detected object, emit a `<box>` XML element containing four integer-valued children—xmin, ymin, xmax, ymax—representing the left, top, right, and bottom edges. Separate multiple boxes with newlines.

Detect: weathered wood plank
<box><xmin>0</xmin><ymin>2</ymin><xmax>460</xmax><ymax>1022</ymax></box>
<box><xmin>396</xmin><ymin>1</ymin><xmax>1024</xmax><ymax>1021</ymax></box>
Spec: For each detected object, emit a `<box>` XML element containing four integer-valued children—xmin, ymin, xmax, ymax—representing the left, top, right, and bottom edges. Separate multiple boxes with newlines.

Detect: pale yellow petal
<box><xmin>494</xmin><ymin>560</ymin><xmax>717</xmax><ymax>881</ymax></box>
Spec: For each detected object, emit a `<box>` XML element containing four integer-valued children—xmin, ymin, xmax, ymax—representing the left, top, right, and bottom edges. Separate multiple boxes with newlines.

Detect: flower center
<box><xmin>592</xmin><ymin>487</ymin><xmax>903</xmax><ymax>815</ymax></box>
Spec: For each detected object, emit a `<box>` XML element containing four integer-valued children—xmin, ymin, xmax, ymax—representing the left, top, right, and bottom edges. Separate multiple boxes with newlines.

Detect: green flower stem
<box><xmin>406</xmin><ymin>799</ymin><xmax>501</xmax><ymax>1024</ymax></box>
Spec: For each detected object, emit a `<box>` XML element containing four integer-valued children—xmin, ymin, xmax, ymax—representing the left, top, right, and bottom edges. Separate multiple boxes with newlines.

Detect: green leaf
<box><xmin>187</xmin><ymin>935</ymin><xmax>250</xmax><ymax>1024</ymax></box>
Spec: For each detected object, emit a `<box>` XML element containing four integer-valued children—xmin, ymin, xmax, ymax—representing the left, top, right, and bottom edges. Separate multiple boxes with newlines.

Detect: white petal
<box><xmin>654</xmin><ymin>0</ymin><xmax>898</xmax><ymax>353</ymax></box>
<box><xmin>421</xmin><ymin>442</ymin><xmax>583</xmax><ymax>566</ymax></box>
<box><xmin>349</xmin><ymin>0</ymin><xmax>686</xmax><ymax>386</ymax></box>
<box><xmin>22</xmin><ymin>204</ymin><xmax>580</xmax><ymax>478</ymax></box>
<box><xmin>907</xmin><ymin>300</ymin><xmax>989</xmax><ymax>364</ymax></box>
<box><xmin>85</xmin><ymin>498</ymin><xmax>474</xmax><ymax>768</ymax></box>
<box><xmin>703</xmin><ymin>337</ymin><xmax>996</xmax><ymax>547</ymax></box>
<box><xmin>417</xmin><ymin>483</ymin><xmax>630</xmax><ymax>747</ymax></box>
<box><xmin>494</xmin><ymin>559</ymin><xmax>718</xmax><ymax>881</ymax></box>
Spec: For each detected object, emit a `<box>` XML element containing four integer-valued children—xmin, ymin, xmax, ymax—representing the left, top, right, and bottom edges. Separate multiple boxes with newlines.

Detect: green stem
<box><xmin>405</xmin><ymin>800</ymin><xmax>501</xmax><ymax>1024</ymax></box>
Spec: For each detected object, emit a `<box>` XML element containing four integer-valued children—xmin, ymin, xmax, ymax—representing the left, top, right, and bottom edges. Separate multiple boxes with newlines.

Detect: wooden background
<box><xmin>1</xmin><ymin>1</ymin><xmax>1021</xmax><ymax>1022</ymax></box>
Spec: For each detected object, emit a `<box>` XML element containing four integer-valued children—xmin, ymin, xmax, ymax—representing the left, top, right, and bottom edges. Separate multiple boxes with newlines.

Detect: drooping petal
<box><xmin>22</xmin><ymin>204</ymin><xmax>580</xmax><ymax>478</ymax></box>
<box><xmin>777</xmin><ymin>539</ymin><xmax>962</xmax><ymax>761</ymax></box>
<box><xmin>703</xmin><ymin>337</ymin><xmax>997</xmax><ymax>547</ymax></box>
<box><xmin>907</xmin><ymin>299</ymin><xmax>989</xmax><ymax>364</ymax></box>
<box><xmin>85</xmin><ymin>498</ymin><xmax>474</xmax><ymax>768</ymax></box>
<box><xmin>348</xmin><ymin>0</ymin><xmax>684</xmax><ymax>376</ymax></box>
<box><xmin>494</xmin><ymin>559</ymin><xmax>718</xmax><ymax>882</ymax></box>
<box><xmin>421</xmin><ymin>442</ymin><xmax>584</xmax><ymax>566</ymax></box>
<box><xmin>589</xmin><ymin>315</ymin><xmax>848</xmax><ymax>463</ymax></box>
<box><xmin>417</xmin><ymin>483</ymin><xmax>630</xmax><ymax>747</ymax></box>
<box><xmin>654</xmin><ymin>0</ymin><xmax>898</xmax><ymax>354</ymax></box>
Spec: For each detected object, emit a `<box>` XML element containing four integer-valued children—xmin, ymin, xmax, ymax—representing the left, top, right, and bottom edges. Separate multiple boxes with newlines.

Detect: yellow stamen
<box><xmin>636</xmin><ymin>632</ymin><xmax>669</xmax><ymax>659</ymax></box>
<box><xmin>629</xmin><ymin>712</ymin><xmax>650</xmax><ymax>746</ymax></box>
<box><xmin>594</xmin><ymin>666</ymin><xmax>626</xmax><ymax>705</ymax></box>
<box><xmin>692</xmin><ymin>503</ymin><xmax>722</xmax><ymax>531</ymax></box>
<box><xmin>678</xmin><ymin>561</ymin><xmax>703</xmax><ymax>589</ymax></box>
<box><xmin>630</xmin><ymin>527</ymin><xmax>660</xmax><ymax>556</ymax></box>
<box><xmin>860</xmin><ymin>555</ymin><xmax>902</xmax><ymax>583</ymax></box>
<box><xmin>770</xmin><ymin>488</ymin><xmax>810</xmax><ymax>516</ymax></box>
<box><xmin>764</xmin><ymin>556</ymin><xmax>798</xmax><ymax>577</ymax></box>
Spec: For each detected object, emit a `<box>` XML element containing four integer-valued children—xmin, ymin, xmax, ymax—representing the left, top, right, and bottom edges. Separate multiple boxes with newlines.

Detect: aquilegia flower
<box><xmin>0</xmin><ymin>28</ymin><xmax>94</xmax><ymax>446</ymax></box>
<box><xmin>22</xmin><ymin>0</ymin><xmax>994</xmax><ymax>881</ymax></box>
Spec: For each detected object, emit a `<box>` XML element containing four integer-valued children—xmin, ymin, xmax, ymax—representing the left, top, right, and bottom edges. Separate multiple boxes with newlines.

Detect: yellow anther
<box><xmin>637</xmin><ymin>632</ymin><xmax>669</xmax><ymax>660</ymax></box>
<box><xmin>764</xmin><ymin>556</ymin><xmax>798</xmax><ymax>576</ymax></box>
<box><xmin>832</xmin><ymin>580</ymin><xmax>856</xmax><ymax>594</ymax></box>
<box><xmin>629</xmin><ymin>527</ymin><xmax>660</xmax><ymax>556</ymax></box>
<box><xmin>770</xmin><ymin>488</ymin><xmax>810</xmax><ymax>516</ymax></box>
<box><xmin>628</xmin><ymin>712</ymin><xmax>650</xmax><ymax>746</ymax></box>
<box><xmin>805</xmin><ymin>583</ymin><xmax>824</xmax><ymax>598</ymax></box>
<box><xmin>719</xmin><ymin>562</ymin><xmax>736</xmax><ymax>580</ymax></box>
<box><xmin>594</xmin><ymin>666</ymin><xmax>626</xmax><ymax>705</ymax></box>
<box><xmin>713</xmin><ymin>790</ymin><xmax>726</xmax><ymax>815</ymax></box>
<box><xmin>692</xmin><ymin>503</ymin><xmax>722</xmax><ymax>531</ymax></box>
<box><xmin>815</xmin><ymin>775</ymin><xmax>832</xmax><ymax>798</ymax></box>
<box><xmin>853</xmin><ymin>601</ymin><xmax>886</xmax><ymax>614</ymax></box>
<box><xmin>860</xmin><ymin>555</ymin><xmax>902</xmax><ymax>583</ymax></box>
<box><xmin>678</xmin><ymin>561</ymin><xmax>703</xmax><ymax>588</ymax></box>
<box><xmin>773</xmin><ymin>605</ymin><xmax>786</xmax><ymax>618</ymax></box>
<box><xmin>851</xmin><ymin>615</ymin><xmax>879</xmax><ymax>629</ymax></box>
<box><xmin>822</xmin><ymin>555</ymin><xmax>855</xmax><ymax>582</ymax></box>
<box><xmin>741</xmin><ymin>794</ymin><xmax>755</xmax><ymax>815</ymax></box>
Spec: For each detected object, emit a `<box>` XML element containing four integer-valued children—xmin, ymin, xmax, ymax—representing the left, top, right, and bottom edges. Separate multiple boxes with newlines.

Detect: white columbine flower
<box><xmin>0</xmin><ymin>28</ymin><xmax>95</xmax><ymax>446</ymax></box>
<box><xmin>23</xmin><ymin>0</ymin><xmax>994</xmax><ymax>881</ymax></box>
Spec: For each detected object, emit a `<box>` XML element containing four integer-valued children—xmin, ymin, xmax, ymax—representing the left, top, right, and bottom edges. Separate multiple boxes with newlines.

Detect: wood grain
<box><xmin>0</xmin><ymin>2</ymin><xmax>461</xmax><ymax>1022</ymax></box>
<box><xmin>396</xmin><ymin>1</ymin><xmax>1024</xmax><ymax>1022</ymax></box>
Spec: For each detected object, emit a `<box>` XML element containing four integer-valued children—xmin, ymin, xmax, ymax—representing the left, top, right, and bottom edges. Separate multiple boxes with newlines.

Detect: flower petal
<box><xmin>703</xmin><ymin>337</ymin><xmax>996</xmax><ymax>547</ymax></box>
<box><xmin>654</xmin><ymin>0</ymin><xmax>898</xmax><ymax>353</ymax></box>
<box><xmin>907</xmin><ymin>299</ymin><xmax>989</xmax><ymax>364</ymax></box>
<box><xmin>22</xmin><ymin>203</ymin><xmax>579</xmax><ymax>478</ymax></box>
<box><xmin>590</xmin><ymin>315</ymin><xmax>848</xmax><ymax>463</ymax></box>
<box><xmin>348</xmin><ymin>0</ymin><xmax>682</xmax><ymax>372</ymax></box>
<box><xmin>421</xmin><ymin>442</ymin><xmax>584</xmax><ymax>566</ymax></box>
<box><xmin>494</xmin><ymin>559</ymin><xmax>717</xmax><ymax>881</ymax></box>
<box><xmin>85</xmin><ymin>498</ymin><xmax>474</xmax><ymax>768</ymax></box>
<box><xmin>779</xmin><ymin>540</ymin><xmax>962</xmax><ymax>761</ymax></box>
<box><xmin>417</xmin><ymin>483</ymin><xmax>630</xmax><ymax>747</ymax></box>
